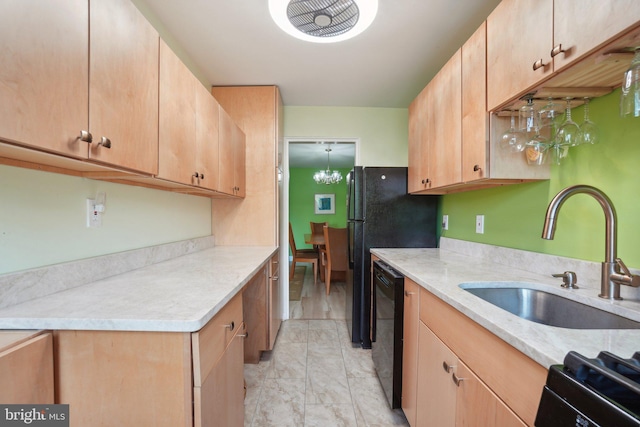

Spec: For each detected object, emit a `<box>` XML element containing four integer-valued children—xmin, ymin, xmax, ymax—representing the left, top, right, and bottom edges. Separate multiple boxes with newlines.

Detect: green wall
<box><xmin>441</xmin><ymin>88</ymin><xmax>640</xmax><ymax>267</ymax></box>
<box><xmin>289</xmin><ymin>167</ymin><xmax>351</xmax><ymax>252</ymax></box>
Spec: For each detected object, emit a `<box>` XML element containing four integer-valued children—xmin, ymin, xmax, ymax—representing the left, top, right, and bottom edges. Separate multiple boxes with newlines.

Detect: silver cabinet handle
<box><xmin>550</xmin><ymin>44</ymin><xmax>565</xmax><ymax>58</ymax></box>
<box><xmin>452</xmin><ymin>372</ymin><xmax>465</xmax><ymax>386</ymax></box>
<box><xmin>442</xmin><ymin>361</ymin><xmax>454</xmax><ymax>373</ymax></box>
<box><xmin>98</xmin><ymin>136</ymin><xmax>111</xmax><ymax>149</ymax></box>
<box><xmin>473</xmin><ymin>164</ymin><xmax>482</xmax><ymax>172</ymax></box>
<box><xmin>532</xmin><ymin>58</ymin><xmax>547</xmax><ymax>71</ymax></box>
<box><xmin>225</xmin><ymin>321</ymin><xmax>235</xmax><ymax>331</ymax></box>
<box><xmin>404</xmin><ymin>290</ymin><xmax>415</xmax><ymax>297</ymax></box>
<box><xmin>79</xmin><ymin>130</ymin><xmax>93</xmax><ymax>143</ymax></box>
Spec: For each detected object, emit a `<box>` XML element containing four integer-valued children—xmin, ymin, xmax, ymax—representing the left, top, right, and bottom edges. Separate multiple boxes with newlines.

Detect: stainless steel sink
<box><xmin>459</xmin><ymin>284</ymin><xmax>640</xmax><ymax>329</ymax></box>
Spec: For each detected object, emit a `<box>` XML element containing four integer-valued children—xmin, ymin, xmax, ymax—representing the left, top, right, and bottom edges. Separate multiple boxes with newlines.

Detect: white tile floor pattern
<box><xmin>244</xmin><ymin>319</ymin><xmax>409</xmax><ymax>427</ymax></box>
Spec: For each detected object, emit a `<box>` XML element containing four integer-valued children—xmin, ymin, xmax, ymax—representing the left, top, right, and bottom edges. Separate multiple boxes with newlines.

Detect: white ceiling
<box><xmin>288</xmin><ymin>141</ymin><xmax>356</xmax><ymax>169</ymax></box>
<box><xmin>136</xmin><ymin>0</ymin><xmax>502</xmax><ymax>167</ymax></box>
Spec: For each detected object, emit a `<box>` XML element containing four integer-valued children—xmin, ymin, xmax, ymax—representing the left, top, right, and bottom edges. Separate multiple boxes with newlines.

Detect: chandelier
<box><xmin>314</xmin><ymin>148</ymin><xmax>343</xmax><ymax>184</ymax></box>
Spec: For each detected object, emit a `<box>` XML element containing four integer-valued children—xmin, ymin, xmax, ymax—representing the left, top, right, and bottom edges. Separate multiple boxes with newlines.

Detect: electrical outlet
<box><xmin>442</xmin><ymin>215</ymin><xmax>449</xmax><ymax>230</ymax></box>
<box><xmin>86</xmin><ymin>198</ymin><xmax>102</xmax><ymax>228</ymax></box>
<box><xmin>475</xmin><ymin>215</ymin><xmax>484</xmax><ymax>234</ymax></box>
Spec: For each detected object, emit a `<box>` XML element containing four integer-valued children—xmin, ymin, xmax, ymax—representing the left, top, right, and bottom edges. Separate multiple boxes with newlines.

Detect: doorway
<box><xmin>281</xmin><ymin>139</ymin><xmax>357</xmax><ymax>320</ymax></box>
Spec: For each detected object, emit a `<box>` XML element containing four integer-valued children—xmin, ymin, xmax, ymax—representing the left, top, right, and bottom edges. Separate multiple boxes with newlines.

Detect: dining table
<box><xmin>304</xmin><ymin>233</ymin><xmax>325</xmax><ymax>246</ymax></box>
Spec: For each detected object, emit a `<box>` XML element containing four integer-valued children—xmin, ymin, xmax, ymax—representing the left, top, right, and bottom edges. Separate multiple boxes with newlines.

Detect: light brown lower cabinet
<box><xmin>0</xmin><ymin>331</ymin><xmax>54</xmax><ymax>404</ymax></box>
<box><xmin>401</xmin><ymin>279</ymin><xmax>420</xmax><ymax>426</ymax></box>
<box><xmin>55</xmin><ymin>291</ymin><xmax>246</xmax><ymax>427</ymax></box>
<box><xmin>416</xmin><ymin>323</ymin><xmax>526</xmax><ymax>427</ymax></box>
<box><xmin>402</xmin><ymin>286</ymin><xmax>546</xmax><ymax>426</ymax></box>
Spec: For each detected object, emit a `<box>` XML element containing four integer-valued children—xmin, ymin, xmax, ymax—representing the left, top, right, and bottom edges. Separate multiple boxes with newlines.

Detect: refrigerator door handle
<box><xmin>347</xmin><ymin>221</ymin><xmax>354</xmax><ymax>268</ymax></box>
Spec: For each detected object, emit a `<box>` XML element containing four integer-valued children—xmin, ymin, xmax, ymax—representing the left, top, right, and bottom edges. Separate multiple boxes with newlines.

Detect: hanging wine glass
<box><xmin>555</xmin><ymin>98</ymin><xmax>581</xmax><ymax>147</ymax></box>
<box><xmin>519</xmin><ymin>96</ymin><xmax>537</xmax><ymax>139</ymax></box>
<box><xmin>538</xmin><ymin>97</ymin><xmax>563</xmax><ymax>133</ymax></box>
<box><xmin>524</xmin><ymin>122</ymin><xmax>550</xmax><ymax>166</ymax></box>
<box><xmin>578</xmin><ymin>97</ymin><xmax>599</xmax><ymax>145</ymax></box>
<box><xmin>620</xmin><ymin>48</ymin><xmax>640</xmax><ymax>118</ymax></box>
<box><xmin>500</xmin><ymin>112</ymin><xmax>526</xmax><ymax>152</ymax></box>
<box><xmin>548</xmin><ymin>143</ymin><xmax>570</xmax><ymax>166</ymax></box>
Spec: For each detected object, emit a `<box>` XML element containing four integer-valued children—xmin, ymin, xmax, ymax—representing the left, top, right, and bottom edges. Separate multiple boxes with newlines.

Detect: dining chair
<box><xmin>309</xmin><ymin>221</ymin><xmax>328</xmax><ymax>255</ymax></box>
<box><xmin>289</xmin><ymin>223</ymin><xmax>318</xmax><ymax>283</ymax></box>
<box><xmin>309</xmin><ymin>221</ymin><xmax>328</xmax><ymax>237</ymax></box>
<box><xmin>320</xmin><ymin>225</ymin><xmax>348</xmax><ymax>295</ymax></box>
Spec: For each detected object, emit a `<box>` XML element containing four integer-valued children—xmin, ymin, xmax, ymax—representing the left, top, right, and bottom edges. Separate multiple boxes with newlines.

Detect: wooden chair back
<box><xmin>321</xmin><ymin>225</ymin><xmax>348</xmax><ymax>294</ymax></box>
<box><xmin>310</xmin><ymin>221</ymin><xmax>327</xmax><ymax>236</ymax></box>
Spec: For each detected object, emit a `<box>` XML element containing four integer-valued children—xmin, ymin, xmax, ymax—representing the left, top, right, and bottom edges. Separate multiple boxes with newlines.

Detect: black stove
<box><xmin>536</xmin><ymin>351</ymin><xmax>640</xmax><ymax>426</ymax></box>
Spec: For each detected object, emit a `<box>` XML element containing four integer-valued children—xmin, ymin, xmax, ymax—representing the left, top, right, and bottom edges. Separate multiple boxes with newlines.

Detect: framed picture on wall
<box><xmin>314</xmin><ymin>194</ymin><xmax>335</xmax><ymax>215</ymax></box>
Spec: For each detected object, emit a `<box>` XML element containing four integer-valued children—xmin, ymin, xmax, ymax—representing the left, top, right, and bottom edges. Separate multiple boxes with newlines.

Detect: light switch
<box><xmin>475</xmin><ymin>215</ymin><xmax>484</xmax><ymax>234</ymax></box>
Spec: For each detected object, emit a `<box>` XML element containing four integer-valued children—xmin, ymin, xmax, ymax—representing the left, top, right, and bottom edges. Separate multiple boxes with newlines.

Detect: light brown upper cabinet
<box><xmin>461</xmin><ymin>22</ymin><xmax>488</xmax><ymax>184</ymax></box>
<box><xmin>0</xmin><ymin>0</ymin><xmax>88</xmax><ymax>159</ymax></box>
<box><xmin>408</xmin><ymin>50</ymin><xmax>463</xmax><ymax>193</ymax></box>
<box><xmin>159</xmin><ymin>41</ymin><xmax>224</xmax><ymax>192</ymax></box>
<box><xmin>195</xmin><ymin>83</ymin><xmax>220</xmax><ymax>191</ymax></box>
<box><xmin>210</xmin><ymin>86</ymin><xmax>282</xmax><ymax>246</ymax></box>
<box><xmin>553</xmin><ymin>1</ymin><xmax>640</xmax><ymax>73</ymax></box>
<box><xmin>487</xmin><ymin>0</ymin><xmax>553</xmax><ymax>111</ymax></box>
<box><xmin>427</xmin><ymin>49</ymin><xmax>462</xmax><ymax>190</ymax></box>
<box><xmin>218</xmin><ymin>107</ymin><xmax>246</xmax><ymax>197</ymax></box>
<box><xmin>88</xmin><ymin>0</ymin><xmax>159</xmax><ymax>174</ymax></box>
<box><xmin>0</xmin><ymin>0</ymin><xmax>159</xmax><ymax>175</ymax></box>
<box><xmin>488</xmin><ymin>0</ymin><xmax>640</xmax><ymax>111</ymax></box>
<box><xmin>407</xmin><ymin>86</ymin><xmax>430</xmax><ymax>193</ymax></box>
<box><xmin>158</xmin><ymin>40</ymin><xmax>198</xmax><ymax>187</ymax></box>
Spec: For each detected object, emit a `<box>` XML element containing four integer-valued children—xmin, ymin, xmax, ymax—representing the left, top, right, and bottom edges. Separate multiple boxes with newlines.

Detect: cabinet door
<box><xmin>243</xmin><ymin>267</ymin><xmax>268</xmax><ymax>363</ymax></box>
<box><xmin>218</xmin><ymin>107</ymin><xmax>237</xmax><ymax>195</ymax></box>
<box><xmin>408</xmin><ymin>88</ymin><xmax>430</xmax><ymax>193</ymax></box>
<box><xmin>158</xmin><ymin>40</ymin><xmax>197</xmax><ymax>186</ymax></box>
<box><xmin>455</xmin><ymin>361</ymin><xmax>526</xmax><ymax>427</ymax></box>
<box><xmin>487</xmin><ymin>0</ymin><xmax>553</xmax><ymax>111</ymax></box>
<box><xmin>0</xmin><ymin>333</ymin><xmax>53</xmax><ymax>404</ymax></box>
<box><xmin>461</xmin><ymin>23</ymin><xmax>488</xmax><ymax>183</ymax></box>
<box><xmin>195</xmin><ymin>83</ymin><xmax>220</xmax><ymax>191</ymax></box>
<box><xmin>553</xmin><ymin>1</ymin><xmax>640</xmax><ymax>72</ymax></box>
<box><xmin>233</xmin><ymin>123</ymin><xmax>246</xmax><ymax>197</ymax></box>
<box><xmin>401</xmin><ymin>279</ymin><xmax>420</xmax><ymax>426</ymax></box>
<box><xmin>416</xmin><ymin>323</ymin><xmax>457</xmax><ymax>427</ymax></box>
<box><xmin>0</xmin><ymin>0</ymin><xmax>88</xmax><ymax>158</ymax></box>
<box><xmin>429</xmin><ymin>50</ymin><xmax>462</xmax><ymax>189</ymax></box>
<box><xmin>195</xmin><ymin>329</ymin><xmax>245</xmax><ymax>427</ymax></box>
<box><xmin>88</xmin><ymin>0</ymin><xmax>159</xmax><ymax>174</ymax></box>
<box><xmin>268</xmin><ymin>253</ymin><xmax>282</xmax><ymax>350</ymax></box>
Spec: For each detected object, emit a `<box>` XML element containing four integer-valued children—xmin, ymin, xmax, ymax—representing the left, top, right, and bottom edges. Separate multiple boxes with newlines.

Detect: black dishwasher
<box><xmin>371</xmin><ymin>260</ymin><xmax>404</xmax><ymax>409</ymax></box>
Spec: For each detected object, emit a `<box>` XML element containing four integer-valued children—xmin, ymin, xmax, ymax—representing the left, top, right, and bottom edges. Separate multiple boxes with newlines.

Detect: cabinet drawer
<box><xmin>192</xmin><ymin>293</ymin><xmax>243</xmax><ymax>386</ymax></box>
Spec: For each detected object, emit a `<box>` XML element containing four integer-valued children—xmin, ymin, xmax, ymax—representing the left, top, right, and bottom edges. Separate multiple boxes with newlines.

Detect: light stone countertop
<box><xmin>371</xmin><ymin>246</ymin><xmax>640</xmax><ymax>369</ymax></box>
<box><xmin>0</xmin><ymin>246</ymin><xmax>277</xmax><ymax>332</ymax></box>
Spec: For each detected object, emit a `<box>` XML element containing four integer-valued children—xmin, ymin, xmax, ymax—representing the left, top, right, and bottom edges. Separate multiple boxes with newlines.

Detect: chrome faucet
<box><xmin>541</xmin><ymin>185</ymin><xmax>640</xmax><ymax>300</ymax></box>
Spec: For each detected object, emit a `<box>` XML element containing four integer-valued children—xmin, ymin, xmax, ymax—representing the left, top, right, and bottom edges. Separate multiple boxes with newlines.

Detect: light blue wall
<box><xmin>0</xmin><ymin>166</ymin><xmax>212</xmax><ymax>274</ymax></box>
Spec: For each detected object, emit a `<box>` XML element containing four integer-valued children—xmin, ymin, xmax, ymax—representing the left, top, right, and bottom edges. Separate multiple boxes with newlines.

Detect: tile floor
<box><xmin>243</xmin><ymin>266</ymin><xmax>409</xmax><ymax>427</ymax></box>
<box><xmin>244</xmin><ymin>320</ymin><xmax>408</xmax><ymax>427</ymax></box>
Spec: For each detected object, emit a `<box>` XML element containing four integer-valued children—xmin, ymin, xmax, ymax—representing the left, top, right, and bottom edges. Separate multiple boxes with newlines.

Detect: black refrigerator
<box><xmin>346</xmin><ymin>167</ymin><xmax>438</xmax><ymax>348</ymax></box>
